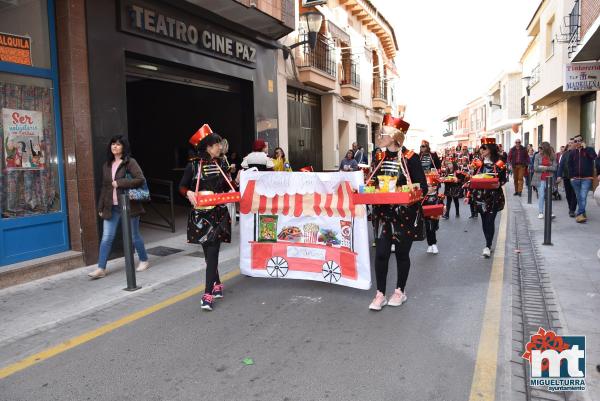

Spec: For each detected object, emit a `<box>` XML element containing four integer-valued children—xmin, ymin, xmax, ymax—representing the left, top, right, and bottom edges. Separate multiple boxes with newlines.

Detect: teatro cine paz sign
<box><xmin>120</xmin><ymin>0</ymin><xmax>257</xmax><ymax>66</ymax></box>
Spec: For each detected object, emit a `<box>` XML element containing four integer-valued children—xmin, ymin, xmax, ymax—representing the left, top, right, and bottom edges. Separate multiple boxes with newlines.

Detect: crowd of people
<box><xmin>87</xmin><ymin>122</ymin><xmax>600</xmax><ymax>312</ymax></box>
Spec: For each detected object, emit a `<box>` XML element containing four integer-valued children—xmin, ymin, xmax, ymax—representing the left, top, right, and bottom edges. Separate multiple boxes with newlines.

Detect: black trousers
<box><xmin>374</xmin><ymin>236</ymin><xmax>413</xmax><ymax>294</ymax></box>
<box><xmin>202</xmin><ymin>241</ymin><xmax>221</xmax><ymax>294</ymax></box>
<box><xmin>425</xmin><ymin>219</ymin><xmax>438</xmax><ymax>245</ymax></box>
<box><xmin>446</xmin><ymin>197</ymin><xmax>460</xmax><ymax>215</ymax></box>
<box><xmin>563</xmin><ymin>178</ymin><xmax>577</xmax><ymax>213</ymax></box>
<box><xmin>479</xmin><ymin>211</ymin><xmax>498</xmax><ymax>248</ymax></box>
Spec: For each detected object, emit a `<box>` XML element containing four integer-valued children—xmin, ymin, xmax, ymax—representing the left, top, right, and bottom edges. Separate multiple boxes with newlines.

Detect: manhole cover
<box><xmin>146</xmin><ymin>246</ymin><xmax>183</xmax><ymax>257</ymax></box>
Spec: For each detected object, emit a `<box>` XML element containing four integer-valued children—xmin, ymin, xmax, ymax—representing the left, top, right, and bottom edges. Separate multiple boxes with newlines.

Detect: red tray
<box><xmin>353</xmin><ymin>190</ymin><xmax>422</xmax><ymax>205</ymax></box>
<box><xmin>470</xmin><ymin>177</ymin><xmax>499</xmax><ymax>189</ymax></box>
<box><xmin>423</xmin><ymin>204</ymin><xmax>444</xmax><ymax>217</ymax></box>
<box><xmin>195</xmin><ymin>192</ymin><xmax>241</xmax><ymax>207</ymax></box>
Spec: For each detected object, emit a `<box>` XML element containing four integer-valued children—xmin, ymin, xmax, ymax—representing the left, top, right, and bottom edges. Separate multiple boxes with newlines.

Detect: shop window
<box><xmin>0</xmin><ymin>0</ymin><xmax>51</xmax><ymax>69</ymax></box>
<box><xmin>0</xmin><ymin>73</ymin><xmax>61</xmax><ymax>218</ymax></box>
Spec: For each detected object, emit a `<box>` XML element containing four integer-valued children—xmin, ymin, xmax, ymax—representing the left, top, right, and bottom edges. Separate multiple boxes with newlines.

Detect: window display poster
<box><xmin>2</xmin><ymin>108</ymin><xmax>45</xmax><ymax>170</ymax></box>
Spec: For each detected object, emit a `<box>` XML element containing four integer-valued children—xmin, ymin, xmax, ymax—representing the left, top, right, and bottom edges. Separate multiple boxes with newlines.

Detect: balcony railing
<box><xmin>340</xmin><ymin>56</ymin><xmax>360</xmax><ymax>88</ymax></box>
<box><xmin>296</xmin><ymin>33</ymin><xmax>336</xmax><ymax>78</ymax></box>
<box><xmin>372</xmin><ymin>77</ymin><xmax>388</xmax><ymax>101</ymax></box>
<box><xmin>530</xmin><ymin>64</ymin><xmax>541</xmax><ymax>87</ymax></box>
<box><xmin>567</xmin><ymin>0</ymin><xmax>580</xmax><ymax>57</ymax></box>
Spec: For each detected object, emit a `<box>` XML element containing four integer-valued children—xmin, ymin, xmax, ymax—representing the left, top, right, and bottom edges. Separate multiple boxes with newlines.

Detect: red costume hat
<box><xmin>252</xmin><ymin>139</ymin><xmax>267</xmax><ymax>152</ymax></box>
<box><xmin>481</xmin><ymin>137</ymin><xmax>496</xmax><ymax>145</ymax></box>
<box><xmin>382</xmin><ymin>114</ymin><xmax>410</xmax><ymax>133</ymax></box>
<box><xmin>189</xmin><ymin>124</ymin><xmax>213</xmax><ymax>146</ymax></box>
<box><xmin>421</xmin><ymin>140</ymin><xmax>430</xmax><ymax>146</ymax></box>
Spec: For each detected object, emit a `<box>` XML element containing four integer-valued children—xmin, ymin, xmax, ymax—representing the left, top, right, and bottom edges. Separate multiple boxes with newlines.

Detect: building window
<box><xmin>0</xmin><ymin>0</ymin><xmax>51</xmax><ymax>69</ymax></box>
<box><xmin>0</xmin><ymin>73</ymin><xmax>61</xmax><ymax>218</ymax></box>
<box><xmin>545</xmin><ymin>16</ymin><xmax>555</xmax><ymax>59</ymax></box>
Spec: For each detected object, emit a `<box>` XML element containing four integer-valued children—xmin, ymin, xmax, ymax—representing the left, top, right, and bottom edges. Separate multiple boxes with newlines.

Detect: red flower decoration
<box><xmin>522</xmin><ymin>327</ymin><xmax>570</xmax><ymax>372</ymax></box>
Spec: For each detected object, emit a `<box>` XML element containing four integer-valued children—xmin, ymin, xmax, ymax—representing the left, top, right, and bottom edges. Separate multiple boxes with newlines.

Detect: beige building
<box><xmin>487</xmin><ymin>69</ymin><xmax>523</xmax><ymax>148</ymax></box>
<box><xmin>521</xmin><ymin>0</ymin><xmax>598</xmax><ymax>150</ymax></box>
<box><xmin>278</xmin><ymin>0</ymin><xmax>400</xmax><ymax>171</ymax></box>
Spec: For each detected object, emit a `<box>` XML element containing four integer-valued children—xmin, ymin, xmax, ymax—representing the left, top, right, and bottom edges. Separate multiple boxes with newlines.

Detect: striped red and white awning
<box><xmin>240</xmin><ymin>180</ymin><xmax>363</xmax><ymax>218</ymax></box>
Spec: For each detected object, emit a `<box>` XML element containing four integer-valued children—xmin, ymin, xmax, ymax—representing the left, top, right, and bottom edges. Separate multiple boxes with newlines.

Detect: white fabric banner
<box><xmin>239</xmin><ymin>171</ymin><xmax>371</xmax><ymax>290</ymax></box>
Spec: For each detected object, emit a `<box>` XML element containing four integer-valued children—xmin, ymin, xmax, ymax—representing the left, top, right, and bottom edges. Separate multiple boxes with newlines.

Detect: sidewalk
<box><xmin>0</xmin><ymin>225</ymin><xmax>241</xmax><ymax>348</ymax></box>
<box><xmin>513</xmin><ymin>189</ymin><xmax>600</xmax><ymax>397</ymax></box>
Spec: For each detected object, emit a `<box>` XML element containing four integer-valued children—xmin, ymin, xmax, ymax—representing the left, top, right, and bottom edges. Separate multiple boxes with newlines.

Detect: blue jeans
<box><xmin>538</xmin><ymin>180</ymin><xmax>547</xmax><ymax>214</ymax></box>
<box><xmin>97</xmin><ymin>206</ymin><xmax>148</xmax><ymax>269</ymax></box>
<box><xmin>570</xmin><ymin>178</ymin><xmax>592</xmax><ymax>216</ymax></box>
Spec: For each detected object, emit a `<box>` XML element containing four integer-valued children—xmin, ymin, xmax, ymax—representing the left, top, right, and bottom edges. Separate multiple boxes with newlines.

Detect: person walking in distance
<box><xmin>468</xmin><ymin>138</ymin><xmax>507</xmax><ymax>258</ymax></box>
<box><xmin>531</xmin><ymin>142</ymin><xmax>557</xmax><ymax>219</ymax></box>
<box><xmin>558</xmin><ymin>135</ymin><xmax>598</xmax><ymax>223</ymax></box>
<box><xmin>507</xmin><ymin>139</ymin><xmax>529</xmax><ymax>196</ymax></box>
<box><xmin>88</xmin><ymin>135</ymin><xmax>149</xmax><ymax>279</ymax></box>
<box><xmin>180</xmin><ymin>124</ymin><xmax>232</xmax><ymax>311</ymax></box>
<box><xmin>558</xmin><ymin>138</ymin><xmax>578</xmax><ymax>217</ymax></box>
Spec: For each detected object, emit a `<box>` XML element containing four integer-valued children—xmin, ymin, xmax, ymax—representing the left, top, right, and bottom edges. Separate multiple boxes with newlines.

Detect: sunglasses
<box><xmin>480</xmin><ymin>146</ymin><xmax>488</xmax><ymax>150</ymax></box>
<box><xmin>574</xmin><ymin>139</ymin><xmax>582</xmax><ymax>143</ymax></box>
<box><xmin>420</xmin><ymin>145</ymin><xmax>427</xmax><ymax>148</ymax></box>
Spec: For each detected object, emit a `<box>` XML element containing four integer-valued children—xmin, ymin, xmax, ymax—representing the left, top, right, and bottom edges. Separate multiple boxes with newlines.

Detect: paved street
<box><xmin>0</xmin><ymin>201</ymin><xmax>513</xmax><ymax>401</ymax></box>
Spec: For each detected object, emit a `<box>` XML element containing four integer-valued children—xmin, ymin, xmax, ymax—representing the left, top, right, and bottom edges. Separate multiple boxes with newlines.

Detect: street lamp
<box><xmin>282</xmin><ymin>12</ymin><xmax>323</xmax><ymax>59</ymax></box>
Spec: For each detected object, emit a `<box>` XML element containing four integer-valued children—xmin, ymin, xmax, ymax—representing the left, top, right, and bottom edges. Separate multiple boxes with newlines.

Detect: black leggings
<box><xmin>374</xmin><ymin>236</ymin><xmax>413</xmax><ymax>294</ymax></box>
<box><xmin>446</xmin><ymin>197</ymin><xmax>460</xmax><ymax>215</ymax></box>
<box><xmin>202</xmin><ymin>241</ymin><xmax>221</xmax><ymax>294</ymax></box>
<box><xmin>425</xmin><ymin>219</ymin><xmax>438</xmax><ymax>245</ymax></box>
<box><xmin>479</xmin><ymin>211</ymin><xmax>498</xmax><ymax>248</ymax></box>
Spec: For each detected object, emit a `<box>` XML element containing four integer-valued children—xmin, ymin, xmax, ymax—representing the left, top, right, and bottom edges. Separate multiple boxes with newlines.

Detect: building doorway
<box><xmin>287</xmin><ymin>89</ymin><xmax>322</xmax><ymax>171</ymax></box>
<box><xmin>581</xmin><ymin>93</ymin><xmax>596</xmax><ymax>149</ymax></box>
<box><xmin>550</xmin><ymin>118</ymin><xmax>557</xmax><ymax>148</ymax></box>
<box><xmin>125</xmin><ymin>58</ymin><xmax>254</xmax><ymax>241</ymax></box>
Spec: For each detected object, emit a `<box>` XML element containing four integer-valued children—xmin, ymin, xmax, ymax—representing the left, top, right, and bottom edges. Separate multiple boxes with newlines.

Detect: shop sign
<box><xmin>120</xmin><ymin>0</ymin><xmax>257</xmax><ymax>67</ymax></box>
<box><xmin>564</xmin><ymin>62</ymin><xmax>600</xmax><ymax>92</ymax></box>
<box><xmin>2</xmin><ymin>108</ymin><xmax>45</xmax><ymax>170</ymax></box>
<box><xmin>0</xmin><ymin>32</ymin><xmax>32</xmax><ymax>66</ymax></box>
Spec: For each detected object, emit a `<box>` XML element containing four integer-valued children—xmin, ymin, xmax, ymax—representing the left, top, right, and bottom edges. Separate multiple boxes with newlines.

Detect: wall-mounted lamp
<box><xmin>489</xmin><ymin>101</ymin><xmax>502</xmax><ymax>109</ymax></box>
<box><xmin>282</xmin><ymin>12</ymin><xmax>323</xmax><ymax>59</ymax></box>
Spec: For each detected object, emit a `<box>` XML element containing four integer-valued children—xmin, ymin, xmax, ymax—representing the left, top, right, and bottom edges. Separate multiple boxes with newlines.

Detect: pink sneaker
<box><xmin>369</xmin><ymin>291</ymin><xmax>387</xmax><ymax>311</ymax></box>
<box><xmin>388</xmin><ymin>289</ymin><xmax>407</xmax><ymax>307</ymax></box>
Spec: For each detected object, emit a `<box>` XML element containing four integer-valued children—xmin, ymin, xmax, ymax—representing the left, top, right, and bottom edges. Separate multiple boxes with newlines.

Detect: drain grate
<box><xmin>511</xmin><ymin>201</ymin><xmax>567</xmax><ymax>401</ymax></box>
<box><xmin>146</xmin><ymin>246</ymin><xmax>183</xmax><ymax>257</ymax></box>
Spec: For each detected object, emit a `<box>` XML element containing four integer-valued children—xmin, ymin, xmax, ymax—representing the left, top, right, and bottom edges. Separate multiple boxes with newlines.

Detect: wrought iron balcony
<box><xmin>372</xmin><ymin>77</ymin><xmax>388</xmax><ymax>109</ymax></box>
<box><xmin>295</xmin><ymin>33</ymin><xmax>337</xmax><ymax>91</ymax></box>
<box><xmin>340</xmin><ymin>56</ymin><xmax>360</xmax><ymax>100</ymax></box>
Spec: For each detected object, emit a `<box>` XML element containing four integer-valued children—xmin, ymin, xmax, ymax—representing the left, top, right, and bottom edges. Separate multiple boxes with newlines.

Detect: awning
<box><xmin>240</xmin><ymin>180</ymin><xmax>363</xmax><ymax>218</ymax></box>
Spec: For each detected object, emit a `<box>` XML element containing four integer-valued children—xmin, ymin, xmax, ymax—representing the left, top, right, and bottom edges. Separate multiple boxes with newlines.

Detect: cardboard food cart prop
<box><xmin>239</xmin><ymin>171</ymin><xmax>371</xmax><ymax>290</ymax></box>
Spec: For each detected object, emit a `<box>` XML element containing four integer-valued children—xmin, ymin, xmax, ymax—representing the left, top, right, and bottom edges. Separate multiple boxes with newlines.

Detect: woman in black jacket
<box><xmin>179</xmin><ymin>125</ymin><xmax>232</xmax><ymax>311</ymax></box>
<box><xmin>469</xmin><ymin>138</ymin><xmax>507</xmax><ymax>258</ymax></box>
<box><xmin>369</xmin><ymin>115</ymin><xmax>427</xmax><ymax>311</ymax></box>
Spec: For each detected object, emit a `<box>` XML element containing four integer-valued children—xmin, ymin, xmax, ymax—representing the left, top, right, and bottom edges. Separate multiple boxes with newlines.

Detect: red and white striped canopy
<box><xmin>240</xmin><ymin>180</ymin><xmax>363</xmax><ymax>218</ymax></box>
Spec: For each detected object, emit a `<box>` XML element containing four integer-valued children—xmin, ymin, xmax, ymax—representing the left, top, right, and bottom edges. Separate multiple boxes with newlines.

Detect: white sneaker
<box><xmin>387</xmin><ymin>288</ymin><xmax>407</xmax><ymax>307</ymax></box>
<box><xmin>537</xmin><ymin>213</ymin><xmax>544</xmax><ymax>219</ymax></box>
<box><xmin>482</xmin><ymin>247</ymin><xmax>491</xmax><ymax>258</ymax></box>
<box><xmin>136</xmin><ymin>261</ymin><xmax>150</xmax><ymax>272</ymax></box>
<box><xmin>427</xmin><ymin>245</ymin><xmax>433</xmax><ymax>253</ymax></box>
<box><xmin>369</xmin><ymin>291</ymin><xmax>387</xmax><ymax>311</ymax></box>
<box><xmin>431</xmin><ymin>244</ymin><xmax>439</xmax><ymax>254</ymax></box>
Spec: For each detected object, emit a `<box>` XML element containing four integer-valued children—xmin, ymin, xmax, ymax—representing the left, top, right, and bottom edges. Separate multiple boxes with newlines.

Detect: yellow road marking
<box><xmin>0</xmin><ymin>269</ymin><xmax>240</xmax><ymax>380</ymax></box>
<box><xmin>468</xmin><ymin>205</ymin><xmax>508</xmax><ymax>401</ymax></box>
